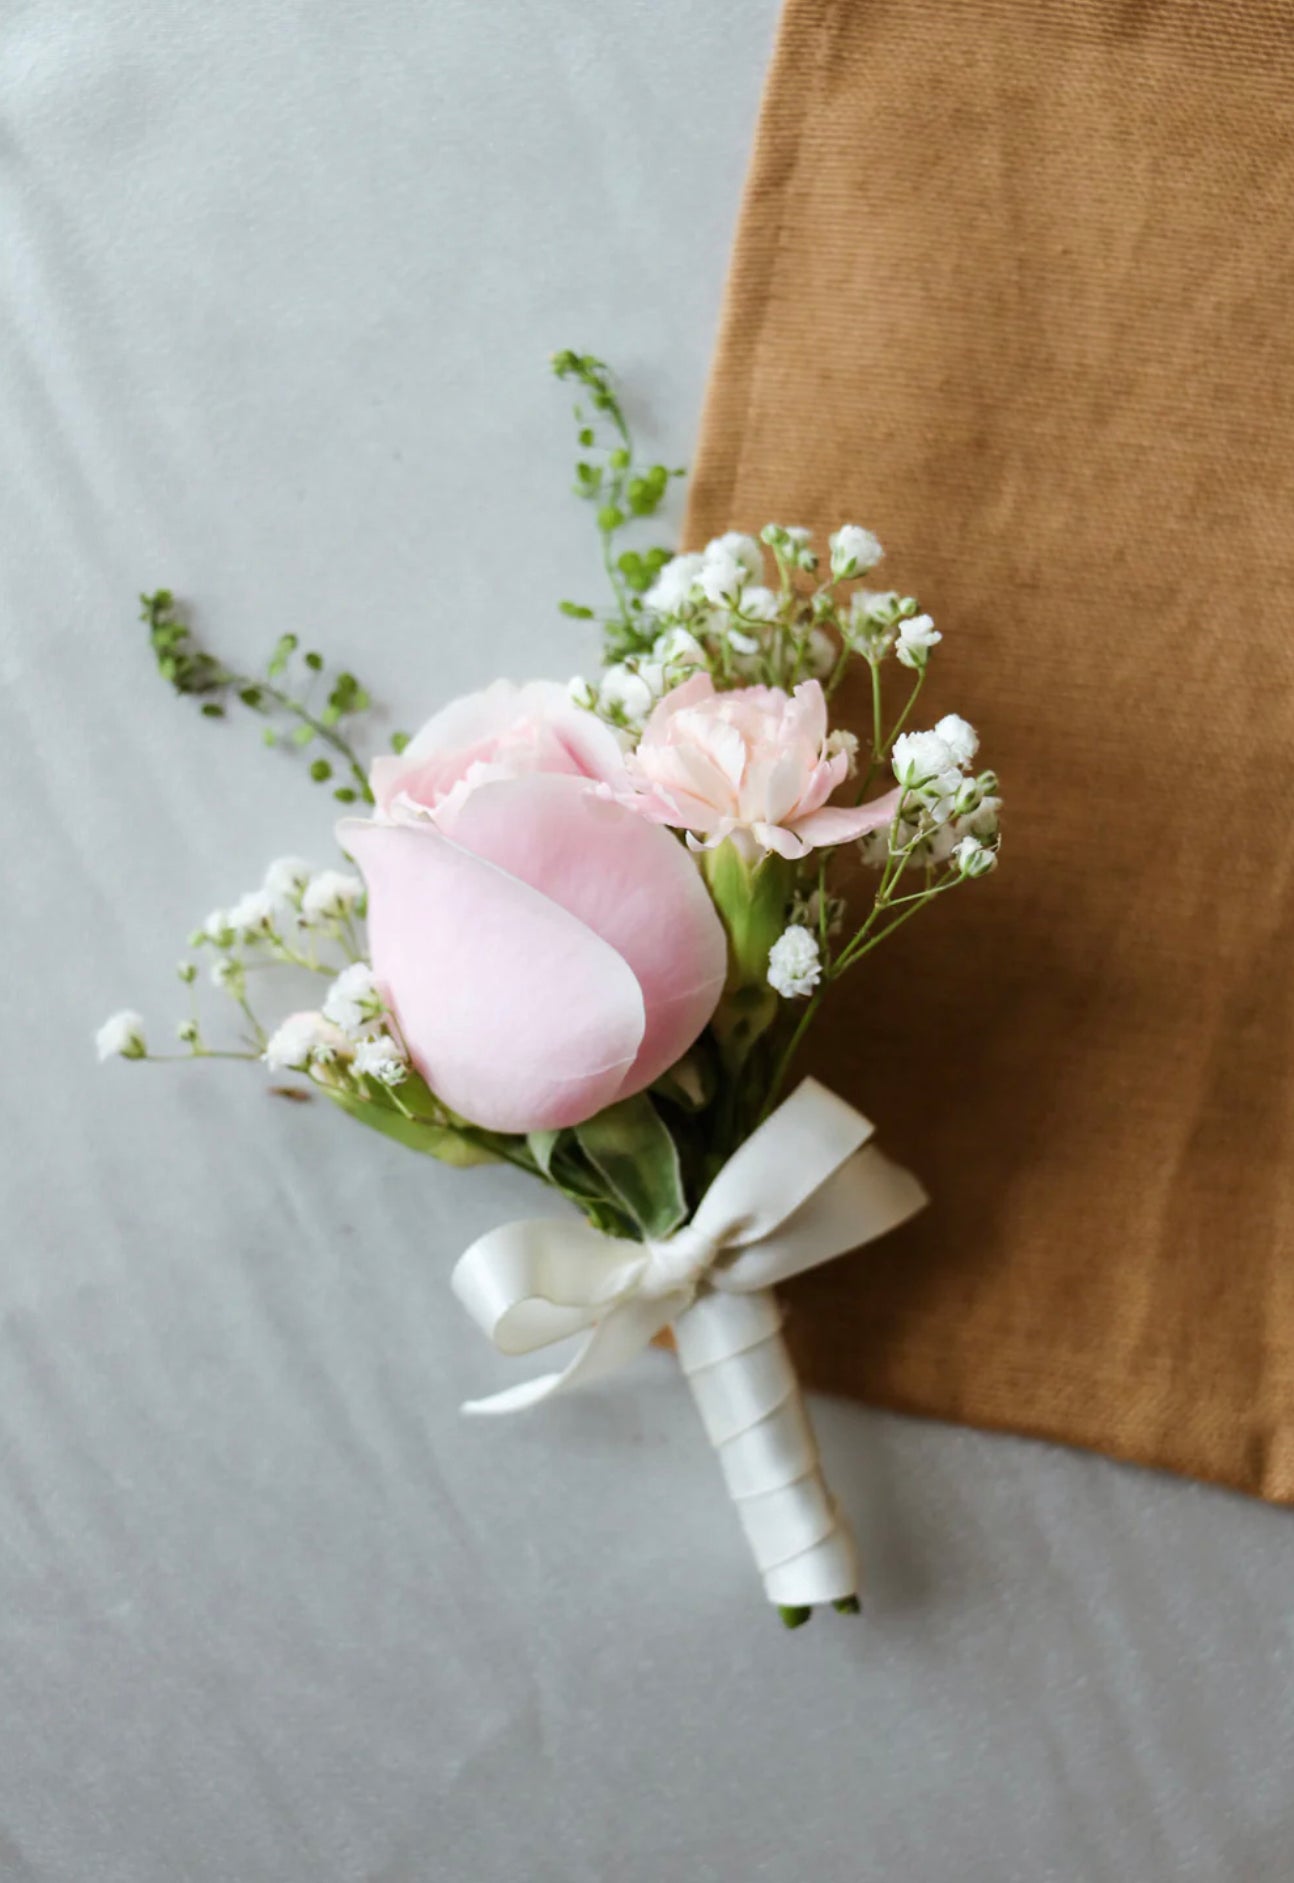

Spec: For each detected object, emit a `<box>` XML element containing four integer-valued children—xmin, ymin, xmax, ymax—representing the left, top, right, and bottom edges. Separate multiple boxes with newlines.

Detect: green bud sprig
<box><xmin>139</xmin><ymin>590</ymin><xmax>408</xmax><ymax>805</ymax></box>
<box><xmin>550</xmin><ymin>350</ymin><xmax>685</xmax><ymax>663</ymax></box>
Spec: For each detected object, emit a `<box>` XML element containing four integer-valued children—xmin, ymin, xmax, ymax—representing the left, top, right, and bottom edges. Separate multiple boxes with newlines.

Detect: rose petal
<box><xmin>371</xmin><ymin>679</ymin><xmax>629</xmax><ymax>812</ymax></box>
<box><xmin>340</xmin><ymin>817</ymin><xmax>646</xmax><ymax>1133</ymax></box>
<box><xmin>436</xmin><ymin>773</ymin><xmax>727</xmax><ymax>1096</ymax></box>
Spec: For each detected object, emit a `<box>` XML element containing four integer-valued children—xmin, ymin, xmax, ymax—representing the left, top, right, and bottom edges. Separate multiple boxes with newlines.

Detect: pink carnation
<box><xmin>621</xmin><ymin>674</ymin><xmax>900</xmax><ymax>860</ymax></box>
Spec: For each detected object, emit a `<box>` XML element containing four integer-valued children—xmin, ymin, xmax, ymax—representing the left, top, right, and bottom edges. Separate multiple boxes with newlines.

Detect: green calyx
<box><xmin>702</xmin><ymin>842</ymin><xmax>794</xmax><ymax>992</ymax></box>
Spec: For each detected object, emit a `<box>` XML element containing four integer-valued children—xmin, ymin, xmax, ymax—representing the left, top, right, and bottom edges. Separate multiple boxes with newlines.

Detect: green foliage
<box><xmin>574</xmin><ymin>1093</ymin><xmax>687</xmax><ymax>1240</ymax></box>
<box><xmin>550</xmin><ymin>351</ymin><xmax>684</xmax><ymax>656</ymax></box>
<box><xmin>702</xmin><ymin>845</ymin><xmax>796</xmax><ymax>992</ymax></box>
<box><xmin>523</xmin><ymin>1128</ymin><xmax>640</xmax><ymax>1239</ymax></box>
<box><xmin>137</xmin><ymin>590</ymin><xmax>402</xmax><ymax>804</ymax></box>
<box><xmin>329</xmin><ymin>1085</ymin><xmax>501</xmax><ymax>1167</ymax></box>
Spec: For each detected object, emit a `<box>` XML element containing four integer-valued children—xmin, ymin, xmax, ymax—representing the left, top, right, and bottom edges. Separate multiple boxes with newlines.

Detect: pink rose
<box><xmin>369</xmin><ymin>677</ymin><xmax>629</xmax><ymax>817</ymax></box>
<box><xmin>343</xmin><ymin>680</ymin><xmax>727</xmax><ymax>1135</ymax></box>
<box><xmin>622</xmin><ymin>674</ymin><xmax>900</xmax><ymax>860</ymax></box>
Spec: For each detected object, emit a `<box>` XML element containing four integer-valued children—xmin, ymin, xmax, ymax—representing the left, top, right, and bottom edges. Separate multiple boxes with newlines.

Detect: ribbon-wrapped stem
<box><xmin>672</xmin><ymin>1286</ymin><xmax>860</xmax><ymax>1615</ymax></box>
<box><xmin>452</xmin><ymin>1079</ymin><xmax>927</xmax><ymax>1616</ymax></box>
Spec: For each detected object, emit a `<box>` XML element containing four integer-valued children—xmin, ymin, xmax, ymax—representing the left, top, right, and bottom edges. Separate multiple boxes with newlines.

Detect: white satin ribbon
<box><xmin>451</xmin><ymin>1077</ymin><xmax>928</xmax><ymax>1604</ymax></box>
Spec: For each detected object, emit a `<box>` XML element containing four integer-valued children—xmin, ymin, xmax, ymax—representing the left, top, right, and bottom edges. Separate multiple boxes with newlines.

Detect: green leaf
<box><xmin>574</xmin><ymin>1094</ymin><xmax>685</xmax><ymax>1239</ymax></box>
<box><xmin>304</xmin><ymin>651</ymin><xmax>324</xmax><ymax>671</ymax></box>
<box><xmin>527</xmin><ymin>1129</ymin><xmax>562</xmax><ymax>1176</ymax></box>
<box><xmin>333</xmin><ymin>786</ymin><xmax>357</xmax><ymax>803</ymax></box>
<box><xmin>200</xmin><ymin>702</ymin><xmax>224</xmax><ymax>718</ymax></box>
<box><xmin>559</xmin><ymin>601</ymin><xmax>595</xmax><ymax>620</ymax></box>
<box><xmin>328</xmin><ymin>1088</ymin><xmax>500</xmax><ymax>1166</ymax></box>
<box><xmin>390</xmin><ymin>730</ymin><xmax>411</xmax><ymax>755</ymax></box>
<box><xmin>291</xmin><ymin>724</ymin><xmax>315</xmax><ymax>745</ymax></box>
<box><xmin>267</xmin><ymin>632</ymin><xmax>298</xmax><ymax>679</ymax></box>
<box><xmin>651</xmin><ymin>1046</ymin><xmax>716</xmax><ymax>1114</ymax></box>
<box><xmin>309</xmin><ymin>758</ymin><xmax>332</xmax><ymax>782</ymax></box>
<box><xmin>702</xmin><ymin>842</ymin><xmax>795</xmax><ymax>989</ymax></box>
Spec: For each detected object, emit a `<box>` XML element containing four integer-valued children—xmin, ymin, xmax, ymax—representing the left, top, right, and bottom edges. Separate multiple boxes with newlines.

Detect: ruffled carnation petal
<box><xmin>784</xmin><ymin>787</ymin><xmax>903</xmax><ymax>852</ymax></box>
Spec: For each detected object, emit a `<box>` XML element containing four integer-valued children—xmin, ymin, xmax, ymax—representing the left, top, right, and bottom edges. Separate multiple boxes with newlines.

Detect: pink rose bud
<box><xmin>343</xmin><ymin>681</ymin><xmax>727</xmax><ymax>1135</ymax></box>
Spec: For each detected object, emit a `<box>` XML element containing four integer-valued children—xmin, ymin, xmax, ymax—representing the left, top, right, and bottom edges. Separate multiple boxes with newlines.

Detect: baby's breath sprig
<box><xmin>550</xmin><ymin>350</ymin><xmax>684</xmax><ymax>661</ymax></box>
<box><xmin>139</xmin><ymin>589</ymin><xmax>391</xmax><ymax>805</ymax></box>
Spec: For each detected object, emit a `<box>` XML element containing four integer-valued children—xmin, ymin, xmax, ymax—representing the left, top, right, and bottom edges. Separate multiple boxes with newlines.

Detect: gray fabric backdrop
<box><xmin>2</xmin><ymin>4</ymin><xmax>1291</xmax><ymax>1878</ymax></box>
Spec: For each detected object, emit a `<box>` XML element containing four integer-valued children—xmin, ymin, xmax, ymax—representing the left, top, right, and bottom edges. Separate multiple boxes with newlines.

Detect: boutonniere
<box><xmin>100</xmin><ymin>352</ymin><xmax>1001</xmax><ymax>1627</ymax></box>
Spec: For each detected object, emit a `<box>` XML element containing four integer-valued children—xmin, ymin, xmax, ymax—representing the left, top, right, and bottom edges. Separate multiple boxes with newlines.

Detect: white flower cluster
<box><xmin>767</xmin><ymin>925</ymin><xmax>822</xmax><ymax>999</ymax></box>
<box><xmin>98</xmin><ymin>855</ymin><xmax>375</xmax><ymax>1073</ymax></box>
<box><xmin>263</xmin><ymin>961</ymin><xmax>408</xmax><ymax>1088</ymax></box>
<box><xmin>198</xmin><ymin>859</ymin><xmax>365</xmax><ymax>952</ymax></box>
<box><xmin>842</xmin><ymin>589</ymin><xmax>940</xmax><ymax>668</ymax></box>
<box><xmin>322</xmin><ymin>961</ymin><xmax>383</xmax><ymax>1032</ymax></box>
<box><xmin>263</xmin><ymin>1012</ymin><xmax>351</xmax><ymax>1073</ymax></box>
<box><xmin>866</xmin><ymin>714</ymin><xmax>1001</xmax><ymax>871</ymax></box>
<box><xmin>572</xmin><ymin>522</ymin><xmax>892</xmax><ymax>731</ymax></box>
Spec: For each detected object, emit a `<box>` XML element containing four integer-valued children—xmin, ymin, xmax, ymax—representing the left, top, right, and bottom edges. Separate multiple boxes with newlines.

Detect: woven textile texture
<box><xmin>685</xmin><ymin>0</ymin><xmax>1294</xmax><ymax>1500</ymax></box>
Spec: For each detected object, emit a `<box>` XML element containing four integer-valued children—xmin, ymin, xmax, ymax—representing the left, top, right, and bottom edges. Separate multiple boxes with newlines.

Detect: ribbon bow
<box><xmin>452</xmin><ymin>1078</ymin><xmax>927</xmax><ymax>1415</ymax></box>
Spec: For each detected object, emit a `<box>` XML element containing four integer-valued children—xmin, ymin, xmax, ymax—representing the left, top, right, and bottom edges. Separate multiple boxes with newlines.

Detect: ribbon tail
<box><xmin>718</xmin><ymin>1140</ymin><xmax>928</xmax><ymax>1294</ymax></box>
<box><xmin>463</xmin><ymin>1293</ymin><xmax>681</xmax><ymax>1416</ymax></box>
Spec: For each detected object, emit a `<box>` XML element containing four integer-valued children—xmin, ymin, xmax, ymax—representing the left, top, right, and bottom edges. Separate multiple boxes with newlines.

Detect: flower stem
<box><xmin>759</xmin><ymin>992</ymin><xmax>824</xmax><ymax>1122</ymax></box>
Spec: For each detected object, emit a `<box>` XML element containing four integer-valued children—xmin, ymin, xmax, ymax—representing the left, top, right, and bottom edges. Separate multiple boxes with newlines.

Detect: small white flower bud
<box><xmin>953</xmin><ymin>835</ymin><xmax>998</xmax><ymax>878</ymax></box>
<box><xmin>176</xmin><ymin>961</ymin><xmax>197</xmax><ymax>985</ymax></box>
<box><xmin>211</xmin><ymin>957</ymin><xmax>244</xmax><ymax>993</ymax></box>
<box><xmin>203</xmin><ymin>910</ymin><xmax>235</xmax><ymax>947</ymax></box>
<box><xmin>322</xmin><ymin>962</ymin><xmax>382</xmax><ymax>1034</ymax></box>
<box><xmin>740</xmin><ymin>586</ymin><xmax>780</xmax><ymax>623</ymax></box>
<box><xmin>697</xmin><ymin>547</ymin><xmax>748</xmax><ymax>607</ymax></box>
<box><xmin>597</xmin><ymin>663</ymin><xmax>657</xmax><ymax>727</ymax></box>
<box><xmin>934</xmin><ymin>713</ymin><xmax>979</xmax><ymax>769</ymax></box>
<box><xmin>263</xmin><ymin>1012</ymin><xmax>351</xmax><ymax>1073</ymax></box>
<box><xmin>892</xmin><ymin>729</ymin><xmax>955</xmax><ymax>789</ymax></box>
<box><xmin>643</xmin><ymin>552</ymin><xmax>705</xmax><ymax>616</ymax></box>
<box><xmin>176</xmin><ymin>1019</ymin><xmax>200</xmax><ymax>1045</ymax></box>
<box><xmin>825</xmin><ymin>728</ymin><xmax>860</xmax><ymax>777</ymax></box>
<box><xmin>353</xmin><ymin>1034</ymin><xmax>409</xmax><ymax>1086</ymax></box>
<box><xmin>228</xmin><ymin>889</ymin><xmax>277</xmax><ymax>939</ymax></box>
<box><xmin>767</xmin><ymin>925</ymin><xmax>822</xmax><ymax>999</ymax></box>
<box><xmin>895</xmin><ymin>614</ymin><xmax>942</xmax><ymax>669</ymax></box>
<box><xmin>262</xmin><ymin>856</ymin><xmax>313</xmax><ymax>906</ymax></box>
<box><xmin>652</xmin><ymin>625</ymin><xmax>706</xmax><ymax>673</ymax></box>
<box><xmin>706</xmin><ymin>532</ymin><xmax>764</xmax><ymax>584</ymax></box>
<box><xmin>301</xmin><ymin>871</ymin><xmax>365</xmax><ymax>924</ymax></box>
<box><xmin>96</xmin><ymin>1011</ymin><xmax>147</xmax><ymax>1061</ymax></box>
<box><xmin>829</xmin><ymin>525</ymin><xmax>883</xmax><ymax>579</ymax></box>
<box><xmin>726</xmin><ymin>625</ymin><xmax>762</xmax><ymax>657</ymax></box>
<box><xmin>805</xmin><ymin>628</ymin><xmax>836</xmax><ymax>677</ymax></box>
